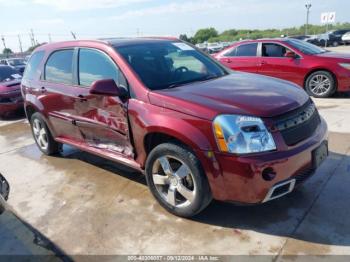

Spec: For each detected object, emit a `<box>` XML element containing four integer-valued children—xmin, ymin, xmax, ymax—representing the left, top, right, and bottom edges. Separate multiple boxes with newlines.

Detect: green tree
<box><xmin>193</xmin><ymin>28</ymin><xmax>218</xmax><ymax>44</ymax></box>
<box><xmin>179</xmin><ymin>34</ymin><xmax>189</xmax><ymax>42</ymax></box>
<box><xmin>2</xmin><ymin>48</ymin><xmax>13</xmax><ymax>57</ymax></box>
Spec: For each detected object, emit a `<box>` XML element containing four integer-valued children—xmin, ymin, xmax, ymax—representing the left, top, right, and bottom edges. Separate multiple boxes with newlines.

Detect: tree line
<box><xmin>180</xmin><ymin>22</ymin><xmax>350</xmax><ymax>44</ymax></box>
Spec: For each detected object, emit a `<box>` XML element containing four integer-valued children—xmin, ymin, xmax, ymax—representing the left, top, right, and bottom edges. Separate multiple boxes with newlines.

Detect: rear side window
<box><xmin>78</xmin><ymin>48</ymin><xmax>126</xmax><ymax>87</ymax></box>
<box><xmin>225</xmin><ymin>43</ymin><xmax>257</xmax><ymax>57</ymax></box>
<box><xmin>45</xmin><ymin>49</ymin><xmax>74</xmax><ymax>84</ymax></box>
<box><xmin>23</xmin><ymin>51</ymin><xmax>45</xmax><ymax>80</ymax></box>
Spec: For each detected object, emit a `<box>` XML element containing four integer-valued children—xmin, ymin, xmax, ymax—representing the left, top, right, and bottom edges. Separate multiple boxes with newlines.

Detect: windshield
<box><xmin>0</xmin><ymin>66</ymin><xmax>22</xmax><ymax>82</ymax></box>
<box><xmin>285</xmin><ymin>39</ymin><xmax>327</xmax><ymax>55</ymax></box>
<box><xmin>116</xmin><ymin>41</ymin><xmax>227</xmax><ymax>90</ymax></box>
<box><xmin>8</xmin><ymin>59</ymin><xmax>25</xmax><ymax>66</ymax></box>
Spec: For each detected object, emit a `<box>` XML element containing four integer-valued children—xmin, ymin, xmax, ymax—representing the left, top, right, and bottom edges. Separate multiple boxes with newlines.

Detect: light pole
<box><xmin>305</xmin><ymin>3</ymin><xmax>312</xmax><ymax>35</ymax></box>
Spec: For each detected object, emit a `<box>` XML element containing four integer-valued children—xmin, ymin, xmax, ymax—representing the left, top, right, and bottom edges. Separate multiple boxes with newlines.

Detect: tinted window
<box><xmin>226</xmin><ymin>43</ymin><xmax>257</xmax><ymax>57</ymax></box>
<box><xmin>45</xmin><ymin>49</ymin><xmax>74</xmax><ymax>84</ymax></box>
<box><xmin>237</xmin><ymin>43</ymin><xmax>257</xmax><ymax>56</ymax></box>
<box><xmin>79</xmin><ymin>49</ymin><xmax>123</xmax><ymax>87</ymax></box>
<box><xmin>262</xmin><ymin>43</ymin><xmax>288</xmax><ymax>57</ymax></box>
<box><xmin>0</xmin><ymin>66</ymin><xmax>21</xmax><ymax>82</ymax></box>
<box><xmin>116</xmin><ymin>41</ymin><xmax>227</xmax><ymax>90</ymax></box>
<box><xmin>23</xmin><ymin>51</ymin><xmax>45</xmax><ymax>80</ymax></box>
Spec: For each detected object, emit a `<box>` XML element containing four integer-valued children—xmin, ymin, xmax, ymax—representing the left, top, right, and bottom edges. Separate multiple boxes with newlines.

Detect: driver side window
<box><xmin>262</xmin><ymin>43</ymin><xmax>290</xmax><ymax>57</ymax></box>
<box><xmin>78</xmin><ymin>48</ymin><xmax>127</xmax><ymax>87</ymax></box>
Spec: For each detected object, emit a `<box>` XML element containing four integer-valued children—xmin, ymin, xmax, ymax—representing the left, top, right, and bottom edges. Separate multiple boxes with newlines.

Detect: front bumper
<box><xmin>0</xmin><ymin>97</ymin><xmax>23</xmax><ymax>117</ymax></box>
<box><xmin>197</xmin><ymin>117</ymin><xmax>328</xmax><ymax>204</ymax></box>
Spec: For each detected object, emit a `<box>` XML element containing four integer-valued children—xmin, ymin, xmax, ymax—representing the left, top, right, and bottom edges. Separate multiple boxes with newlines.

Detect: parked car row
<box><xmin>196</xmin><ymin>41</ymin><xmax>233</xmax><ymax>54</ymax></box>
<box><xmin>213</xmin><ymin>38</ymin><xmax>350</xmax><ymax>98</ymax></box>
<box><xmin>0</xmin><ymin>57</ymin><xmax>27</xmax><ymax>74</ymax></box>
<box><xmin>14</xmin><ymin>37</ymin><xmax>329</xmax><ymax>217</ymax></box>
<box><xmin>305</xmin><ymin>29</ymin><xmax>350</xmax><ymax>47</ymax></box>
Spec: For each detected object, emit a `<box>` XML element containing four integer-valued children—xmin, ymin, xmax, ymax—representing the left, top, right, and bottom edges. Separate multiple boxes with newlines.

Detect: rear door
<box><xmin>218</xmin><ymin>43</ymin><xmax>259</xmax><ymax>73</ymax></box>
<box><xmin>41</xmin><ymin>48</ymin><xmax>84</xmax><ymax>141</ymax></box>
<box><xmin>257</xmin><ymin>42</ymin><xmax>303</xmax><ymax>84</ymax></box>
<box><xmin>73</xmin><ymin>48</ymin><xmax>133</xmax><ymax>157</ymax></box>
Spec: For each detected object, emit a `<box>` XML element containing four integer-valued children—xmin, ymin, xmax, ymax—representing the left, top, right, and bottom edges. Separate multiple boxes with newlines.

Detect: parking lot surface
<box><xmin>0</xmin><ymin>46</ymin><xmax>350</xmax><ymax>259</ymax></box>
<box><xmin>0</xmin><ymin>97</ymin><xmax>349</xmax><ymax>258</ymax></box>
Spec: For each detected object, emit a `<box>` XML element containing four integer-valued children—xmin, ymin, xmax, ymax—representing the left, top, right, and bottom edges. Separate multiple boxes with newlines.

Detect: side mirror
<box><xmin>90</xmin><ymin>79</ymin><xmax>127</xmax><ymax>97</ymax></box>
<box><xmin>284</xmin><ymin>51</ymin><xmax>297</xmax><ymax>58</ymax></box>
<box><xmin>0</xmin><ymin>173</ymin><xmax>10</xmax><ymax>201</ymax></box>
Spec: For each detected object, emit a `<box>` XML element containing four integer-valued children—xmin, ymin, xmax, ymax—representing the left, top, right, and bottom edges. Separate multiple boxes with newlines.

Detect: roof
<box><xmin>101</xmin><ymin>37</ymin><xmax>179</xmax><ymax>47</ymax></box>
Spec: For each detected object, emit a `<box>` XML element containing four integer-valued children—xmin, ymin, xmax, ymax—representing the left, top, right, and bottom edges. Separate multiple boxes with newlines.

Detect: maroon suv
<box><xmin>21</xmin><ymin>38</ymin><xmax>328</xmax><ymax>217</ymax></box>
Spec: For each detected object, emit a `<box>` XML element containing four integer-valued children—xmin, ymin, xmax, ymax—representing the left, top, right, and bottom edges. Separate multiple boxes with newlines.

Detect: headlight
<box><xmin>339</xmin><ymin>63</ymin><xmax>350</xmax><ymax>70</ymax></box>
<box><xmin>213</xmin><ymin>115</ymin><xmax>276</xmax><ymax>154</ymax></box>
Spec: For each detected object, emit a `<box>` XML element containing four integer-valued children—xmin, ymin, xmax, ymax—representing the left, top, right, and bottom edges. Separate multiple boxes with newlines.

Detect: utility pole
<box><xmin>305</xmin><ymin>3</ymin><xmax>312</xmax><ymax>35</ymax></box>
<box><xmin>29</xmin><ymin>29</ymin><xmax>36</xmax><ymax>47</ymax></box>
<box><xmin>48</xmin><ymin>33</ymin><xmax>52</xmax><ymax>43</ymax></box>
<box><xmin>1</xmin><ymin>35</ymin><xmax>6</xmax><ymax>49</ymax></box>
<box><xmin>18</xmin><ymin>35</ymin><xmax>23</xmax><ymax>53</ymax></box>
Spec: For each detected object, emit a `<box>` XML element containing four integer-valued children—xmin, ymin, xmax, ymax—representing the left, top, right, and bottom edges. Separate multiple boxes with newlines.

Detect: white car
<box><xmin>207</xmin><ymin>42</ymin><xmax>223</xmax><ymax>54</ymax></box>
<box><xmin>342</xmin><ymin>32</ymin><xmax>350</xmax><ymax>44</ymax></box>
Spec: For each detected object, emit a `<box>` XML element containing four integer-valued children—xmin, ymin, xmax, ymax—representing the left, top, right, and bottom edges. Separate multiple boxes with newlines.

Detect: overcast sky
<box><xmin>1</xmin><ymin>0</ymin><xmax>349</xmax><ymax>52</ymax></box>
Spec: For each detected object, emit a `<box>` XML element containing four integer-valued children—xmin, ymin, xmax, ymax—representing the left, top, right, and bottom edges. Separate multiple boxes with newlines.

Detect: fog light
<box><xmin>262</xmin><ymin>167</ymin><xmax>276</xmax><ymax>181</ymax></box>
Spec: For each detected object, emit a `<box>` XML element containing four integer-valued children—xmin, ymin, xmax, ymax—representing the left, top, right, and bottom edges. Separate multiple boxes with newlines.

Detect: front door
<box><xmin>72</xmin><ymin>48</ymin><xmax>133</xmax><ymax>158</ymax></box>
<box><xmin>257</xmin><ymin>43</ymin><xmax>302</xmax><ymax>84</ymax></box>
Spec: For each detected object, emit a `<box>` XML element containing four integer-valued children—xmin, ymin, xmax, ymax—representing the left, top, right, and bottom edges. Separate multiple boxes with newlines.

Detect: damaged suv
<box><xmin>21</xmin><ymin>38</ymin><xmax>328</xmax><ymax>217</ymax></box>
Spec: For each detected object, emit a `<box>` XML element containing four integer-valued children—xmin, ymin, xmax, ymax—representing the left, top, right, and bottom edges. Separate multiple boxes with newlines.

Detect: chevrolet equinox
<box><xmin>21</xmin><ymin>38</ymin><xmax>328</xmax><ymax>217</ymax></box>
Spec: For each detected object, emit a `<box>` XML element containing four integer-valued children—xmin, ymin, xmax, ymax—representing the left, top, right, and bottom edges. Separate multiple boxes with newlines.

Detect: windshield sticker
<box><xmin>11</xmin><ymin>74</ymin><xmax>22</xmax><ymax>79</ymax></box>
<box><xmin>173</xmin><ymin>43</ymin><xmax>194</xmax><ymax>51</ymax></box>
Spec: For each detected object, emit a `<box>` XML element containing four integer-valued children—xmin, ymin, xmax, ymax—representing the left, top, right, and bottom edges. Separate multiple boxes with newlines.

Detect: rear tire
<box><xmin>30</xmin><ymin>113</ymin><xmax>61</xmax><ymax>155</ymax></box>
<box><xmin>145</xmin><ymin>143</ymin><xmax>212</xmax><ymax>217</ymax></box>
<box><xmin>305</xmin><ymin>71</ymin><xmax>336</xmax><ymax>98</ymax></box>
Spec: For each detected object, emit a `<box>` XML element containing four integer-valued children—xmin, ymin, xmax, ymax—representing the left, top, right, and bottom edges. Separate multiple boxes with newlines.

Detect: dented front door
<box><xmin>73</xmin><ymin>92</ymin><xmax>133</xmax><ymax>158</ymax></box>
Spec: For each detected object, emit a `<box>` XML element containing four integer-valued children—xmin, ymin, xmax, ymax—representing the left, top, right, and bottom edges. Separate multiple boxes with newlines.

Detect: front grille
<box><xmin>294</xmin><ymin>167</ymin><xmax>315</xmax><ymax>186</ymax></box>
<box><xmin>272</xmin><ymin>100</ymin><xmax>321</xmax><ymax>146</ymax></box>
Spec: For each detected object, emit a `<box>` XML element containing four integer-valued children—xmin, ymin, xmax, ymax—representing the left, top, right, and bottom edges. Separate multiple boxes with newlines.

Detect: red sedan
<box><xmin>214</xmin><ymin>38</ymin><xmax>350</xmax><ymax>98</ymax></box>
<box><xmin>0</xmin><ymin>65</ymin><xmax>23</xmax><ymax>118</ymax></box>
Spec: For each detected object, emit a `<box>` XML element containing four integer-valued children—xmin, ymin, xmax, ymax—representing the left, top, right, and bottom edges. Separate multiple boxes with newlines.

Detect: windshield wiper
<box><xmin>166</xmin><ymin>75</ymin><xmax>221</xmax><ymax>89</ymax></box>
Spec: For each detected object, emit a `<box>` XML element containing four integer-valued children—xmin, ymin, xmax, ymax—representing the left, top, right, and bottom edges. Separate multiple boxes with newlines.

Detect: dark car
<box><xmin>307</xmin><ymin>30</ymin><xmax>350</xmax><ymax>47</ymax></box>
<box><xmin>0</xmin><ymin>58</ymin><xmax>26</xmax><ymax>74</ymax></box>
<box><xmin>22</xmin><ymin>38</ymin><xmax>328</xmax><ymax>217</ymax></box>
<box><xmin>0</xmin><ymin>65</ymin><xmax>24</xmax><ymax>117</ymax></box>
<box><xmin>214</xmin><ymin>38</ymin><xmax>350</xmax><ymax>98</ymax></box>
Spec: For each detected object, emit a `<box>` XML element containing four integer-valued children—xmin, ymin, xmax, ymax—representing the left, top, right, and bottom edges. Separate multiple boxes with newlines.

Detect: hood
<box><xmin>0</xmin><ymin>79</ymin><xmax>21</xmax><ymax>93</ymax></box>
<box><xmin>314</xmin><ymin>51</ymin><xmax>350</xmax><ymax>60</ymax></box>
<box><xmin>148</xmin><ymin>73</ymin><xmax>309</xmax><ymax>120</ymax></box>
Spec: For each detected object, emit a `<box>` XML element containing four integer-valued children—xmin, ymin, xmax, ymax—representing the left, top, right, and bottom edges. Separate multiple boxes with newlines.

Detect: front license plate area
<box><xmin>312</xmin><ymin>141</ymin><xmax>328</xmax><ymax>169</ymax></box>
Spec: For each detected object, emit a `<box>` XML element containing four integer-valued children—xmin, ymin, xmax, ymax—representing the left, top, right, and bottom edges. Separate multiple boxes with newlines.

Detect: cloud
<box><xmin>32</xmin><ymin>0</ymin><xmax>150</xmax><ymax>11</ymax></box>
<box><xmin>36</xmin><ymin>18</ymin><xmax>65</xmax><ymax>25</ymax></box>
<box><xmin>110</xmin><ymin>0</ymin><xmax>244</xmax><ymax>20</ymax></box>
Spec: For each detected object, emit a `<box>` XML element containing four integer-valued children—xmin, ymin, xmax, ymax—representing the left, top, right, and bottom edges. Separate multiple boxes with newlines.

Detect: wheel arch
<box><xmin>304</xmin><ymin>68</ymin><xmax>338</xmax><ymax>90</ymax></box>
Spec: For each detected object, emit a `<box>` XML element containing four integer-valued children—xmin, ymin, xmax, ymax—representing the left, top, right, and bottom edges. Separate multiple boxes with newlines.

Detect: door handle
<box><xmin>260</xmin><ymin>61</ymin><xmax>267</xmax><ymax>65</ymax></box>
<box><xmin>78</xmin><ymin>94</ymin><xmax>87</xmax><ymax>102</ymax></box>
<box><xmin>225</xmin><ymin>59</ymin><xmax>232</xmax><ymax>63</ymax></box>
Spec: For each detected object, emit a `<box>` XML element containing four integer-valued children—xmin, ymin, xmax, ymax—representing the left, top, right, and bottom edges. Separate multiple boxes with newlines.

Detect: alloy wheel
<box><xmin>152</xmin><ymin>155</ymin><xmax>196</xmax><ymax>208</ymax></box>
<box><xmin>32</xmin><ymin>119</ymin><xmax>49</xmax><ymax>151</ymax></box>
<box><xmin>309</xmin><ymin>74</ymin><xmax>332</xmax><ymax>96</ymax></box>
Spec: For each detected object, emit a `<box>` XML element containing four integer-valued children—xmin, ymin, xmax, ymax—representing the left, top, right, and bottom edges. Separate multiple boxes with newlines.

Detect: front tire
<box><xmin>30</xmin><ymin>113</ymin><xmax>61</xmax><ymax>155</ymax></box>
<box><xmin>305</xmin><ymin>71</ymin><xmax>336</xmax><ymax>98</ymax></box>
<box><xmin>145</xmin><ymin>143</ymin><xmax>212</xmax><ymax>217</ymax></box>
